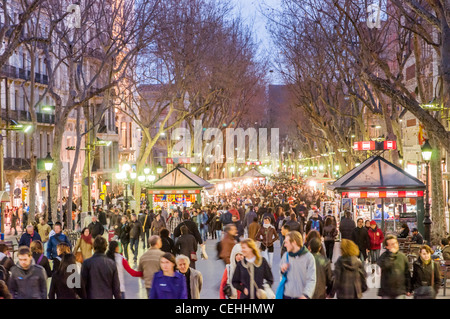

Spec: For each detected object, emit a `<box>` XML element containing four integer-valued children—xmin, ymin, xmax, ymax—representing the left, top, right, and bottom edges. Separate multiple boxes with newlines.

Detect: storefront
<box><xmin>327</xmin><ymin>155</ymin><xmax>426</xmax><ymax>235</ymax></box>
<box><xmin>148</xmin><ymin>165</ymin><xmax>213</xmax><ymax>211</ymax></box>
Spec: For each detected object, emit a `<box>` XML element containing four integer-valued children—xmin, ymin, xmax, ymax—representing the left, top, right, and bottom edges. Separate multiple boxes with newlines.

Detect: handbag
<box><xmin>75</xmin><ymin>251</ymin><xmax>84</xmax><ymax>263</ymax></box>
<box><xmin>276</xmin><ymin>254</ymin><xmax>289</xmax><ymax>299</ymax></box>
<box><xmin>190</xmin><ymin>251</ymin><xmax>198</xmax><ymax>261</ymax></box>
<box><xmin>414</xmin><ymin>261</ymin><xmax>435</xmax><ymax>299</ymax></box>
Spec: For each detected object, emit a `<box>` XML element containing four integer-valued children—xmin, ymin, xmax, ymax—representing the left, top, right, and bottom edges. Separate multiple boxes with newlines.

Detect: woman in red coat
<box><xmin>367</xmin><ymin>220</ymin><xmax>384</xmax><ymax>264</ymax></box>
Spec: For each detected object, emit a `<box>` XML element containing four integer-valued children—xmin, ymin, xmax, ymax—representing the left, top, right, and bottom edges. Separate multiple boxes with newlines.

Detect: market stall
<box><xmin>148</xmin><ymin>165</ymin><xmax>214</xmax><ymax>211</ymax></box>
<box><xmin>212</xmin><ymin>168</ymin><xmax>266</xmax><ymax>194</ymax></box>
<box><xmin>327</xmin><ymin>155</ymin><xmax>426</xmax><ymax>235</ymax></box>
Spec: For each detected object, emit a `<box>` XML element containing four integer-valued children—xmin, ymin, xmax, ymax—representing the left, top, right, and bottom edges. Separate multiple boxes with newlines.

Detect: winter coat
<box><xmin>323</xmin><ymin>225</ymin><xmax>338</xmax><ymax>242</ymax></box>
<box><xmin>32</xmin><ymin>252</ymin><xmax>52</xmax><ymax>278</ymax></box>
<box><xmin>219</xmin><ymin>211</ymin><xmax>233</xmax><ymax>226</ymax></box>
<box><xmin>351</xmin><ymin>226</ymin><xmax>371</xmax><ymax>258</ymax></box>
<box><xmin>411</xmin><ymin>259</ymin><xmax>441</xmax><ymax>296</ymax></box>
<box><xmin>232</xmin><ymin>257</ymin><xmax>274</xmax><ymax>299</ymax></box>
<box><xmin>339</xmin><ymin>217</ymin><xmax>356</xmax><ymax>240</ymax></box>
<box><xmin>18</xmin><ymin>232</ymin><xmax>42</xmax><ymax>247</ymax></box>
<box><xmin>219</xmin><ymin>233</ymin><xmax>237</xmax><ymax>264</ymax></box>
<box><xmin>129</xmin><ymin>220</ymin><xmax>142</xmax><ymax>239</ymax></box>
<box><xmin>37</xmin><ymin>223</ymin><xmax>51</xmax><ymax>243</ymax></box>
<box><xmin>88</xmin><ymin>221</ymin><xmax>104</xmax><ymax>238</ymax></box>
<box><xmin>161</xmin><ymin>236</ymin><xmax>175</xmax><ymax>254</ymax></box>
<box><xmin>8</xmin><ymin>263</ymin><xmax>47</xmax><ymax>299</ymax></box>
<box><xmin>174</xmin><ymin>220</ymin><xmax>203</xmax><ymax>245</ymax></box>
<box><xmin>243</xmin><ymin>210</ymin><xmax>257</xmax><ymax>229</ymax></box>
<box><xmin>46</xmin><ymin>232</ymin><xmax>72</xmax><ymax>260</ymax></box>
<box><xmin>174</xmin><ymin>234</ymin><xmax>198</xmax><ymax>262</ymax></box>
<box><xmin>181</xmin><ymin>267</ymin><xmax>203</xmax><ymax>299</ymax></box>
<box><xmin>118</xmin><ymin>222</ymin><xmax>131</xmax><ymax>244</ymax></box>
<box><xmin>150</xmin><ymin>218</ymin><xmax>166</xmax><ymax>236</ymax></box>
<box><xmin>377</xmin><ymin>250</ymin><xmax>412</xmax><ymax>297</ymax></box>
<box><xmin>255</xmin><ymin>225</ymin><xmax>278</xmax><ymax>247</ymax></box>
<box><xmin>312</xmin><ymin>252</ymin><xmax>334</xmax><ymax>299</ymax></box>
<box><xmin>442</xmin><ymin>245</ymin><xmax>450</xmax><ymax>261</ymax></box>
<box><xmin>332</xmin><ymin>255</ymin><xmax>366</xmax><ymax>299</ymax></box>
<box><xmin>285</xmin><ymin>219</ymin><xmax>303</xmax><ymax>234</ymax></box>
<box><xmin>368</xmin><ymin>226</ymin><xmax>385</xmax><ymax>250</ymax></box>
<box><xmin>73</xmin><ymin>237</ymin><xmax>93</xmax><ymax>261</ymax></box>
<box><xmin>138</xmin><ymin>248</ymin><xmax>165</xmax><ymax>289</ymax></box>
<box><xmin>150</xmin><ymin>271</ymin><xmax>187</xmax><ymax>299</ymax></box>
<box><xmin>49</xmin><ymin>265</ymin><xmax>84</xmax><ymax>299</ymax></box>
<box><xmin>167</xmin><ymin>216</ymin><xmax>182</xmax><ymax>236</ymax></box>
<box><xmin>81</xmin><ymin>252</ymin><xmax>121</xmax><ymax>299</ymax></box>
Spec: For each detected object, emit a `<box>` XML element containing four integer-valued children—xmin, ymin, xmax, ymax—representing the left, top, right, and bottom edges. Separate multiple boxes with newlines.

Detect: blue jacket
<box><xmin>46</xmin><ymin>233</ymin><xmax>71</xmax><ymax>260</ymax></box>
<box><xmin>18</xmin><ymin>232</ymin><xmax>42</xmax><ymax>247</ymax></box>
<box><xmin>219</xmin><ymin>211</ymin><xmax>233</xmax><ymax>226</ymax></box>
<box><xmin>149</xmin><ymin>271</ymin><xmax>187</xmax><ymax>299</ymax></box>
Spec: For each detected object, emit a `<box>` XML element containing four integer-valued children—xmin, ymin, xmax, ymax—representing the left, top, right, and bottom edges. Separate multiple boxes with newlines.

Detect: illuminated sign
<box><xmin>342</xmin><ymin>190</ymin><xmax>423</xmax><ymax>198</ymax></box>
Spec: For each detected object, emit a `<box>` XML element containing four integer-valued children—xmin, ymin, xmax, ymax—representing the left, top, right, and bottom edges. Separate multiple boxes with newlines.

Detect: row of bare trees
<box><xmin>267</xmin><ymin>0</ymin><xmax>449</xmax><ymax>241</ymax></box>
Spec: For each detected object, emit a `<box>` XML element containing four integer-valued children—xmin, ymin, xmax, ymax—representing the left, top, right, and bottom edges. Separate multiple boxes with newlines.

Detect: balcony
<box><xmin>4</xmin><ymin>158</ymin><xmax>31</xmax><ymax>171</ymax></box>
<box><xmin>1</xmin><ymin>109</ymin><xmax>55</xmax><ymax>125</ymax></box>
<box><xmin>0</xmin><ymin>65</ymin><xmax>48</xmax><ymax>85</ymax></box>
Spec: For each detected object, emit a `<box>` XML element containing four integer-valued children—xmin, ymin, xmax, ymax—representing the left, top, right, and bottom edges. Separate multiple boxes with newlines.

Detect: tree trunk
<box><xmin>430</xmin><ymin>136</ymin><xmax>446</xmax><ymax>244</ymax></box>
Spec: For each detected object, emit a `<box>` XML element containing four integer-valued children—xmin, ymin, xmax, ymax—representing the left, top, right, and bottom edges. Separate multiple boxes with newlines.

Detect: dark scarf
<box><xmin>288</xmin><ymin>245</ymin><xmax>309</xmax><ymax>258</ymax></box>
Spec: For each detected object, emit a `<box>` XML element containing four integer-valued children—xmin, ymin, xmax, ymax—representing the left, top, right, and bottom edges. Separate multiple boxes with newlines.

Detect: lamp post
<box><xmin>421</xmin><ymin>139</ymin><xmax>432</xmax><ymax>244</ymax></box>
<box><xmin>156</xmin><ymin>162</ymin><xmax>163</xmax><ymax>178</ymax></box>
<box><xmin>44</xmin><ymin>152</ymin><xmax>54</xmax><ymax>227</ymax></box>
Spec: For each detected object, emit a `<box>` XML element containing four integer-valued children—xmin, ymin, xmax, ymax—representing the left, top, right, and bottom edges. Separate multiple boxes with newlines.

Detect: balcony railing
<box><xmin>0</xmin><ymin>64</ymin><xmax>48</xmax><ymax>85</ymax></box>
<box><xmin>1</xmin><ymin>109</ymin><xmax>55</xmax><ymax>125</ymax></box>
<box><xmin>4</xmin><ymin>157</ymin><xmax>31</xmax><ymax>171</ymax></box>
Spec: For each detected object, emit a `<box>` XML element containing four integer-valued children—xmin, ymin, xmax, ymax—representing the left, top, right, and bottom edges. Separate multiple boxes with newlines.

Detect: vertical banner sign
<box><xmin>61</xmin><ymin>162</ymin><xmax>70</xmax><ymax>188</ymax></box>
<box><xmin>367</xmin><ymin>4</ymin><xmax>381</xmax><ymax>29</ymax></box>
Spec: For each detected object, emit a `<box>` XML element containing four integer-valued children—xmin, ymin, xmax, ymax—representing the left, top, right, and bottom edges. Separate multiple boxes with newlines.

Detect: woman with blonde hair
<box><xmin>331</xmin><ymin>239</ymin><xmax>367</xmax><ymax>299</ymax></box>
<box><xmin>231</xmin><ymin>238</ymin><xmax>273</xmax><ymax>299</ymax></box>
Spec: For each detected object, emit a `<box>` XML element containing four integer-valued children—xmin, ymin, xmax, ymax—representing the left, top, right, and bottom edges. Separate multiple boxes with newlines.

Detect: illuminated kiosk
<box><xmin>327</xmin><ymin>155</ymin><xmax>426</xmax><ymax>235</ymax></box>
<box><xmin>148</xmin><ymin>165</ymin><xmax>214</xmax><ymax>211</ymax></box>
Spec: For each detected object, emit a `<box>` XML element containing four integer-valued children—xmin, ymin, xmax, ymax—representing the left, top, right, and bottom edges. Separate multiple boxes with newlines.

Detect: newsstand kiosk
<box><xmin>327</xmin><ymin>155</ymin><xmax>426</xmax><ymax>235</ymax></box>
<box><xmin>148</xmin><ymin>165</ymin><xmax>214</xmax><ymax>211</ymax></box>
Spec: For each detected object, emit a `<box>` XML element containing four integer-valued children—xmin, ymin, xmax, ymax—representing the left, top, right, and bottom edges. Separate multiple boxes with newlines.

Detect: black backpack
<box><xmin>0</xmin><ymin>257</ymin><xmax>9</xmax><ymax>282</ymax></box>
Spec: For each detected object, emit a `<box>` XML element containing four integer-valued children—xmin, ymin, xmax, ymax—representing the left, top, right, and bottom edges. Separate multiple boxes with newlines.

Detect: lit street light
<box><xmin>421</xmin><ymin>139</ymin><xmax>432</xmax><ymax>244</ymax></box>
<box><xmin>44</xmin><ymin>152</ymin><xmax>54</xmax><ymax>227</ymax></box>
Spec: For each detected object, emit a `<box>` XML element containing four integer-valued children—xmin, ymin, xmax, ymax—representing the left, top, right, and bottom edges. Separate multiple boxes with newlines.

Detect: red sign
<box><xmin>353</xmin><ymin>141</ymin><xmax>376</xmax><ymax>151</ymax></box>
<box><xmin>342</xmin><ymin>190</ymin><xmax>423</xmax><ymax>198</ymax></box>
<box><xmin>384</xmin><ymin>140</ymin><xmax>397</xmax><ymax>150</ymax></box>
<box><xmin>166</xmin><ymin>158</ymin><xmax>191</xmax><ymax>164</ymax></box>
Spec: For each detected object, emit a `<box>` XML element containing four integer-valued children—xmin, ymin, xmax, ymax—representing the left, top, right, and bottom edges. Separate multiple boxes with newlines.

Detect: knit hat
<box><xmin>370</xmin><ymin>220</ymin><xmax>377</xmax><ymax>226</ymax></box>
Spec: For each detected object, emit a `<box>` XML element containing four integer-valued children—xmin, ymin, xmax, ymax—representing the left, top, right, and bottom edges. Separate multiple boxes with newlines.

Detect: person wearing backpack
<box><xmin>0</xmin><ymin>244</ymin><xmax>14</xmax><ymax>283</ymax></box>
<box><xmin>305</xmin><ymin>211</ymin><xmax>324</xmax><ymax>236</ymax></box>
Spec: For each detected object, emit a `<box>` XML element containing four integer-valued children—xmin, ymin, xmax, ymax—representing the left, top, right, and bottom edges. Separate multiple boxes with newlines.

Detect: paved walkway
<box><xmin>4</xmin><ymin>226</ymin><xmax>450</xmax><ymax>299</ymax></box>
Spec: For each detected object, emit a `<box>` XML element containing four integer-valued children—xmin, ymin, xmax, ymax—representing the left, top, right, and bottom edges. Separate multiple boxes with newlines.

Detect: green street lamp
<box><xmin>44</xmin><ymin>152</ymin><xmax>54</xmax><ymax>227</ymax></box>
<box><xmin>156</xmin><ymin>162</ymin><xmax>163</xmax><ymax>176</ymax></box>
<box><xmin>421</xmin><ymin>139</ymin><xmax>432</xmax><ymax>243</ymax></box>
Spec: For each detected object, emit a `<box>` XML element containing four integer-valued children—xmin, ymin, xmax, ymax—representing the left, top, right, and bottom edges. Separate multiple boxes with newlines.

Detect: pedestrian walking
<box><xmin>73</xmin><ymin>227</ymin><xmax>94</xmax><ymax>262</ymax></box>
<box><xmin>308</xmin><ymin>237</ymin><xmax>334</xmax><ymax>299</ymax></box>
<box><xmin>322</xmin><ymin>217</ymin><xmax>337</xmax><ymax>262</ymax></box>
<box><xmin>219</xmin><ymin>224</ymin><xmax>238</xmax><ymax>265</ymax></box>
<box><xmin>339</xmin><ymin>211</ymin><xmax>356</xmax><ymax>240</ymax></box>
<box><xmin>88</xmin><ymin>215</ymin><xmax>104</xmax><ymax>239</ymax></box>
<box><xmin>160</xmin><ymin>228</ymin><xmax>175</xmax><ymax>254</ymax></box>
<box><xmin>278</xmin><ymin>231</ymin><xmax>316</xmax><ymax>299</ymax></box>
<box><xmin>129</xmin><ymin>213</ymin><xmax>142</xmax><ymax>264</ymax></box>
<box><xmin>151</xmin><ymin>213</ymin><xmax>166</xmax><ymax>236</ymax></box>
<box><xmin>106</xmin><ymin>241</ymin><xmax>143</xmax><ymax>299</ymax></box>
<box><xmin>149</xmin><ymin>253</ymin><xmax>187</xmax><ymax>299</ymax></box>
<box><xmin>167</xmin><ymin>210</ymin><xmax>182</xmax><ymax>239</ymax></box>
<box><xmin>46</xmin><ymin>222</ymin><xmax>72</xmax><ymax>261</ymax></box>
<box><xmin>377</xmin><ymin>234</ymin><xmax>412</xmax><ymax>299</ymax></box>
<box><xmin>367</xmin><ymin>220</ymin><xmax>384</xmax><ymax>264</ymax></box>
<box><xmin>138</xmin><ymin>235</ymin><xmax>165</xmax><ymax>297</ymax></box>
<box><xmin>48</xmin><ymin>253</ymin><xmax>84</xmax><ymax>299</ymax></box>
<box><xmin>255</xmin><ymin>216</ymin><xmax>278</xmax><ymax>267</ymax></box>
<box><xmin>176</xmin><ymin>254</ymin><xmax>203</xmax><ymax>299</ymax></box>
<box><xmin>37</xmin><ymin>217</ymin><xmax>51</xmax><ymax>246</ymax></box>
<box><xmin>7</xmin><ymin>246</ymin><xmax>48</xmax><ymax>299</ymax></box>
<box><xmin>411</xmin><ymin>245</ymin><xmax>441</xmax><ymax>299</ymax></box>
<box><xmin>351</xmin><ymin>218</ymin><xmax>371</xmax><ymax>262</ymax></box>
<box><xmin>248</xmin><ymin>217</ymin><xmax>260</xmax><ymax>241</ymax></box>
<box><xmin>174</xmin><ymin>225</ymin><xmax>198</xmax><ymax>269</ymax></box>
<box><xmin>18</xmin><ymin>225</ymin><xmax>42</xmax><ymax>247</ymax></box>
<box><xmin>220</xmin><ymin>243</ymin><xmax>243</xmax><ymax>299</ymax></box>
<box><xmin>118</xmin><ymin>215</ymin><xmax>131</xmax><ymax>260</ymax></box>
<box><xmin>232</xmin><ymin>238</ymin><xmax>274</xmax><ymax>299</ymax></box>
<box><xmin>331</xmin><ymin>239</ymin><xmax>367</xmax><ymax>299</ymax></box>
<box><xmin>81</xmin><ymin>235</ymin><xmax>121</xmax><ymax>299</ymax></box>
<box><xmin>30</xmin><ymin>240</ymin><xmax>52</xmax><ymax>278</ymax></box>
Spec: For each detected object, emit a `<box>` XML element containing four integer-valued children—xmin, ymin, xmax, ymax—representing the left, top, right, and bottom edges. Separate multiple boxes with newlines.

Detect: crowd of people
<box><xmin>0</xmin><ymin>177</ymin><xmax>449</xmax><ymax>299</ymax></box>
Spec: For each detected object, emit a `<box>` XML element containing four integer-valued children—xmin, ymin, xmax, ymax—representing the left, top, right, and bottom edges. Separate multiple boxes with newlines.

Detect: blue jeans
<box><xmin>200</xmin><ymin>227</ymin><xmax>208</xmax><ymax>242</ymax></box>
<box><xmin>130</xmin><ymin>238</ymin><xmax>139</xmax><ymax>261</ymax></box>
<box><xmin>216</xmin><ymin>230</ymin><xmax>222</xmax><ymax>240</ymax></box>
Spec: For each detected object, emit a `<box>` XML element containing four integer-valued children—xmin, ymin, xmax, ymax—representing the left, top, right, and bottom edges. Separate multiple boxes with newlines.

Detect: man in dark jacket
<box><xmin>46</xmin><ymin>222</ymin><xmax>72</xmax><ymax>260</ymax></box>
<box><xmin>305</xmin><ymin>211</ymin><xmax>324</xmax><ymax>236</ymax></box>
<box><xmin>98</xmin><ymin>208</ymin><xmax>107</xmax><ymax>229</ymax></box>
<box><xmin>8</xmin><ymin>246</ymin><xmax>47</xmax><ymax>299</ymax></box>
<box><xmin>174</xmin><ymin>212</ymin><xmax>203</xmax><ymax>245</ymax></box>
<box><xmin>411</xmin><ymin>228</ymin><xmax>424</xmax><ymax>244</ymax></box>
<box><xmin>339</xmin><ymin>211</ymin><xmax>356</xmax><ymax>240</ymax></box>
<box><xmin>88</xmin><ymin>215</ymin><xmax>104</xmax><ymax>239</ymax></box>
<box><xmin>309</xmin><ymin>237</ymin><xmax>333</xmax><ymax>299</ymax></box>
<box><xmin>351</xmin><ymin>218</ymin><xmax>371</xmax><ymax>262</ymax></box>
<box><xmin>118</xmin><ymin>215</ymin><xmax>131</xmax><ymax>260</ymax></box>
<box><xmin>174</xmin><ymin>225</ymin><xmax>198</xmax><ymax>269</ymax></box>
<box><xmin>242</xmin><ymin>206</ymin><xmax>257</xmax><ymax>230</ymax></box>
<box><xmin>18</xmin><ymin>225</ymin><xmax>42</xmax><ymax>247</ymax></box>
<box><xmin>285</xmin><ymin>213</ymin><xmax>303</xmax><ymax>235</ymax></box>
<box><xmin>81</xmin><ymin>235</ymin><xmax>121</xmax><ymax>299</ymax></box>
<box><xmin>219</xmin><ymin>207</ymin><xmax>233</xmax><ymax>227</ymax></box>
<box><xmin>377</xmin><ymin>235</ymin><xmax>412</xmax><ymax>299</ymax></box>
<box><xmin>129</xmin><ymin>213</ymin><xmax>142</xmax><ymax>263</ymax></box>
